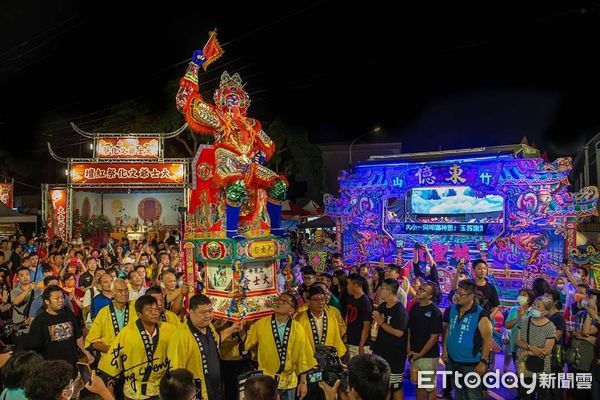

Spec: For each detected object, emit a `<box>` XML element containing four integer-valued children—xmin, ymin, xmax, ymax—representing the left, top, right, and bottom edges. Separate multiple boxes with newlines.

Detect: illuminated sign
<box><xmin>49</xmin><ymin>189</ymin><xmax>67</xmax><ymax>239</ymax></box>
<box><xmin>70</xmin><ymin>163</ymin><xmax>185</xmax><ymax>184</ymax></box>
<box><xmin>96</xmin><ymin>138</ymin><xmax>160</xmax><ymax>159</ymax></box>
<box><xmin>392</xmin><ymin>222</ymin><xmax>496</xmax><ymax>236</ymax></box>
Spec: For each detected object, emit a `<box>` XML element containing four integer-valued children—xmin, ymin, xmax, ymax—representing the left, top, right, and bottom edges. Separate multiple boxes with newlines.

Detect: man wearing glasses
<box><xmin>442</xmin><ymin>280</ymin><xmax>492</xmax><ymax>400</ymax></box>
<box><xmin>244</xmin><ymin>291</ymin><xmax>317</xmax><ymax>400</ymax></box>
<box><xmin>296</xmin><ymin>285</ymin><xmax>346</xmax><ymax>357</ymax></box>
<box><xmin>167</xmin><ymin>294</ymin><xmax>241</xmax><ymax>400</ymax></box>
<box><xmin>407</xmin><ymin>281</ymin><xmax>443</xmax><ymax>400</ymax></box>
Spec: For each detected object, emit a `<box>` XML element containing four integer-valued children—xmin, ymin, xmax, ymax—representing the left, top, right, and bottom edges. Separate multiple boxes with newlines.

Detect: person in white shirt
<box><xmin>83</xmin><ymin>268</ymin><xmax>107</xmax><ymax>330</ymax></box>
<box><xmin>127</xmin><ymin>270</ymin><xmax>147</xmax><ymax>302</ymax></box>
<box><xmin>383</xmin><ymin>264</ymin><xmax>409</xmax><ymax>306</ymax></box>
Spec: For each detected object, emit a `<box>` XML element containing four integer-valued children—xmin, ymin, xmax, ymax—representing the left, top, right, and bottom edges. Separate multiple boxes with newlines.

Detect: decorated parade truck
<box><xmin>325</xmin><ymin>144</ymin><xmax>599</xmax><ymax>303</ymax></box>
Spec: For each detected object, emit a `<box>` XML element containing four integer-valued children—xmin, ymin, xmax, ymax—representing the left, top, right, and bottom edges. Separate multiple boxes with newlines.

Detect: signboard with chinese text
<box><xmin>96</xmin><ymin>138</ymin><xmax>160</xmax><ymax>159</ymax></box>
<box><xmin>0</xmin><ymin>183</ymin><xmax>13</xmax><ymax>208</ymax></box>
<box><xmin>388</xmin><ymin>222</ymin><xmax>501</xmax><ymax>236</ymax></box>
<box><xmin>247</xmin><ymin>240</ymin><xmax>277</xmax><ymax>258</ymax></box>
<box><xmin>242</xmin><ymin>261</ymin><xmax>276</xmax><ymax>293</ymax></box>
<box><xmin>70</xmin><ymin>163</ymin><xmax>185</xmax><ymax>185</ymax></box>
<box><xmin>49</xmin><ymin>188</ymin><xmax>67</xmax><ymax>239</ymax></box>
<box><xmin>401</xmin><ymin>163</ymin><xmax>499</xmax><ymax>189</ymax></box>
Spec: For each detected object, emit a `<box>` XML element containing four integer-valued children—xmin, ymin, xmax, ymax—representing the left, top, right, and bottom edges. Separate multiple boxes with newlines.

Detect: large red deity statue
<box><xmin>176</xmin><ymin>32</ymin><xmax>287</xmax><ymax>238</ymax></box>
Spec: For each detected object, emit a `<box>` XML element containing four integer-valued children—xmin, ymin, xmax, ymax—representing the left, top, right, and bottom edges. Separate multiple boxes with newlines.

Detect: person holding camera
<box><xmin>371</xmin><ymin>278</ymin><xmax>408</xmax><ymax>400</ymax></box>
<box><xmin>318</xmin><ymin>353</ymin><xmax>391</xmax><ymax>400</ymax></box>
<box><xmin>10</xmin><ymin>267</ymin><xmax>35</xmax><ymax>348</ymax></box>
<box><xmin>296</xmin><ymin>285</ymin><xmax>347</xmax><ymax>400</ymax></box>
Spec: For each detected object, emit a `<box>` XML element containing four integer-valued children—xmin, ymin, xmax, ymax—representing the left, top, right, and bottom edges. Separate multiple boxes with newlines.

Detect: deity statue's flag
<box><xmin>202</xmin><ymin>30</ymin><xmax>224</xmax><ymax>71</ymax></box>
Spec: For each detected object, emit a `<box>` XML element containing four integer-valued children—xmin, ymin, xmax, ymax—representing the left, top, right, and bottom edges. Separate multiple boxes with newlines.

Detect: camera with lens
<box><xmin>0</xmin><ymin>320</ymin><xmax>27</xmax><ymax>340</ymax></box>
<box><xmin>0</xmin><ymin>321</ymin><xmax>17</xmax><ymax>339</ymax></box>
<box><xmin>314</xmin><ymin>345</ymin><xmax>348</xmax><ymax>390</ymax></box>
<box><xmin>414</xmin><ymin>242</ymin><xmax>422</xmax><ymax>249</ymax></box>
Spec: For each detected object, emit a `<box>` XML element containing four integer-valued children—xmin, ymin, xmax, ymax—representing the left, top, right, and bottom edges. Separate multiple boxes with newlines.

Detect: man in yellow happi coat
<box><xmin>86</xmin><ymin>279</ymin><xmax>136</xmax><ymax>367</ymax></box>
<box><xmin>296</xmin><ymin>285</ymin><xmax>347</xmax><ymax>358</ymax></box>
<box><xmin>244</xmin><ymin>291</ymin><xmax>317</xmax><ymax>400</ymax></box>
<box><xmin>302</xmin><ymin>281</ymin><xmax>347</xmax><ymax>337</ymax></box>
<box><xmin>99</xmin><ymin>295</ymin><xmax>176</xmax><ymax>400</ymax></box>
<box><xmin>144</xmin><ymin>286</ymin><xmax>180</xmax><ymax>326</ymax></box>
<box><xmin>167</xmin><ymin>294</ymin><xmax>241</xmax><ymax>400</ymax></box>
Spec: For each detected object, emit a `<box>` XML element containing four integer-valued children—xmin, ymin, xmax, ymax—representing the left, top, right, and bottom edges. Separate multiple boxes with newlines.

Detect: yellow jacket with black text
<box><xmin>167</xmin><ymin>322</ymin><xmax>220</xmax><ymax>400</ymax></box>
<box><xmin>85</xmin><ymin>302</ymin><xmax>136</xmax><ymax>366</ymax></box>
<box><xmin>295</xmin><ymin>309</ymin><xmax>347</xmax><ymax>358</ymax></box>
<box><xmin>99</xmin><ymin>321</ymin><xmax>176</xmax><ymax>400</ymax></box>
<box><xmin>245</xmin><ymin>315</ymin><xmax>317</xmax><ymax>390</ymax></box>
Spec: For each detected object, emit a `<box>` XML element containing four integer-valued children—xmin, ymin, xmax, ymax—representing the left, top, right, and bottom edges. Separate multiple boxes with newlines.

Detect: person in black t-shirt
<box><xmin>346</xmin><ymin>273</ymin><xmax>372</xmax><ymax>359</ymax></box>
<box><xmin>472</xmin><ymin>259</ymin><xmax>499</xmax><ymax>317</ymax></box>
<box><xmin>78</xmin><ymin>257</ymin><xmax>98</xmax><ymax>289</ymax></box>
<box><xmin>372</xmin><ymin>278</ymin><xmax>408</xmax><ymax>400</ymax></box>
<box><xmin>472</xmin><ymin>259</ymin><xmax>499</xmax><ymax>374</ymax></box>
<box><xmin>26</xmin><ymin>285</ymin><xmax>94</xmax><ymax>368</ymax></box>
<box><xmin>408</xmin><ymin>281</ymin><xmax>443</xmax><ymax>400</ymax></box>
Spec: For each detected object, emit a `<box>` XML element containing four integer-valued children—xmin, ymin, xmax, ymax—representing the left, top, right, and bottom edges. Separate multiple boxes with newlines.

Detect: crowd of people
<box><xmin>0</xmin><ymin>232</ymin><xmax>598</xmax><ymax>400</ymax></box>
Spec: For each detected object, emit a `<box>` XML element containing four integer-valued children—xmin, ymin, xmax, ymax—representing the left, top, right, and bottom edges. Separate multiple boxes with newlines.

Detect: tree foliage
<box><xmin>266</xmin><ymin>117</ymin><xmax>325</xmax><ymax>197</ymax></box>
<box><xmin>34</xmin><ymin>81</ymin><xmax>324</xmax><ymax>199</ymax></box>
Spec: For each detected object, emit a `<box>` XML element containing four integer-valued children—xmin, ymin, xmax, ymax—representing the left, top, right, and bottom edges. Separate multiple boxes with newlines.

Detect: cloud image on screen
<box><xmin>411</xmin><ymin>187</ymin><xmax>503</xmax><ymax>215</ymax></box>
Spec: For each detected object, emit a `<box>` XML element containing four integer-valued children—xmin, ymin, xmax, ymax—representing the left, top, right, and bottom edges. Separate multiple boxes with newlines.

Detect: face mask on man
<box><xmin>530</xmin><ymin>309</ymin><xmax>543</xmax><ymax>318</ymax></box>
<box><xmin>572</xmin><ymin>273</ymin><xmax>582</xmax><ymax>281</ymax></box>
<box><xmin>581</xmin><ymin>299</ymin><xmax>589</xmax><ymax>309</ymax></box>
<box><xmin>517</xmin><ymin>295</ymin><xmax>529</xmax><ymax>306</ymax></box>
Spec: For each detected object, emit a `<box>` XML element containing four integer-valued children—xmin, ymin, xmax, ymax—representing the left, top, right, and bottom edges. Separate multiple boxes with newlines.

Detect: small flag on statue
<box><xmin>202</xmin><ymin>29</ymin><xmax>224</xmax><ymax>71</ymax></box>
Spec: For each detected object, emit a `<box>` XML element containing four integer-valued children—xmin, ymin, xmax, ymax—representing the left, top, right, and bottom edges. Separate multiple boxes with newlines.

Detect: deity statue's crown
<box><xmin>219</xmin><ymin>71</ymin><xmax>245</xmax><ymax>90</ymax></box>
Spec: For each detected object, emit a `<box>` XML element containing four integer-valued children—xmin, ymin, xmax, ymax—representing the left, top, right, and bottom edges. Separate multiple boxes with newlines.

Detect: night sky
<box><xmin>2</xmin><ymin>1</ymin><xmax>600</xmax><ymax>181</ymax></box>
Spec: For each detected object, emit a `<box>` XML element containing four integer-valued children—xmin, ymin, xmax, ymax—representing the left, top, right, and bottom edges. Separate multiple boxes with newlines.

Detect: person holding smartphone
<box><xmin>412</xmin><ymin>243</ymin><xmax>439</xmax><ymax>284</ymax></box>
